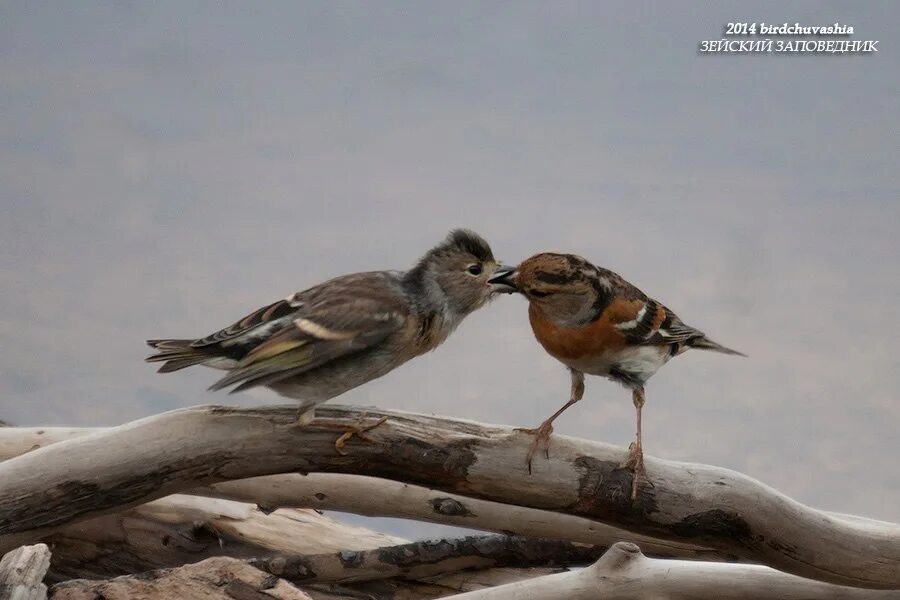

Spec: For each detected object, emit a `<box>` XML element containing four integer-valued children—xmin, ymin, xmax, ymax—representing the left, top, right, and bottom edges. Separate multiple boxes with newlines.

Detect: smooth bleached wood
<box><xmin>45</xmin><ymin>494</ymin><xmax>404</xmax><ymax>581</ymax></box>
<box><xmin>0</xmin><ymin>543</ymin><xmax>51</xmax><ymax>600</ymax></box>
<box><xmin>0</xmin><ymin>427</ymin><xmax>730</xmax><ymax>563</ymax></box>
<box><xmin>44</xmin><ymin>495</ymin><xmax>562</xmax><ymax>598</ymax></box>
<box><xmin>441</xmin><ymin>542</ymin><xmax>900</xmax><ymax>600</ymax></box>
<box><xmin>4</xmin><ymin>426</ymin><xmax>890</xmax><ymax>569</ymax></box>
<box><xmin>0</xmin><ymin>405</ymin><xmax>897</xmax><ymax>588</ymax></box>
<box><xmin>198</xmin><ymin>474</ymin><xmax>729</xmax><ymax>562</ymax></box>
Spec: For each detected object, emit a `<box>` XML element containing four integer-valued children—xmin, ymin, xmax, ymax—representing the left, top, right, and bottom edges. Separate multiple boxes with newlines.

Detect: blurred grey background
<box><xmin>1</xmin><ymin>1</ymin><xmax>898</xmax><ymax>537</ymax></box>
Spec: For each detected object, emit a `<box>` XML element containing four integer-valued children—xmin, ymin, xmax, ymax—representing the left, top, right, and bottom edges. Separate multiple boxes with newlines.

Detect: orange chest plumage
<box><xmin>527</xmin><ymin>303</ymin><xmax>629</xmax><ymax>361</ymax></box>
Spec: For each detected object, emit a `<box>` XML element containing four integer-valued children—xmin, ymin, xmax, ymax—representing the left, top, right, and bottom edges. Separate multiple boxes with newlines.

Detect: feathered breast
<box><xmin>527</xmin><ymin>301</ymin><xmax>640</xmax><ymax>361</ymax></box>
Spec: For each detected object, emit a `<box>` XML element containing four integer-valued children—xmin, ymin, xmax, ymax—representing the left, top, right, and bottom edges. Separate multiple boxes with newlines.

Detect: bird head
<box><xmin>409</xmin><ymin>229</ymin><xmax>515</xmax><ymax>315</ymax></box>
<box><xmin>489</xmin><ymin>252</ymin><xmax>601</xmax><ymax>323</ymax></box>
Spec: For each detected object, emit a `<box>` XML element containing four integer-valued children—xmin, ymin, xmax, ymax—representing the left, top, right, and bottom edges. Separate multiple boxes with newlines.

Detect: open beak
<box><xmin>488</xmin><ymin>265</ymin><xmax>519</xmax><ymax>294</ymax></box>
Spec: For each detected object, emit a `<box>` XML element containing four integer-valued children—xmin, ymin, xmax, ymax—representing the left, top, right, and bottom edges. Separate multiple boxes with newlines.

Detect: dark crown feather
<box><xmin>439</xmin><ymin>228</ymin><xmax>494</xmax><ymax>262</ymax></box>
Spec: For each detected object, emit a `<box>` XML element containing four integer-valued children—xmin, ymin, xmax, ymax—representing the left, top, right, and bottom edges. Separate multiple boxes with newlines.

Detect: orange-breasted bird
<box><xmin>489</xmin><ymin>252</ymin><xmax>744</xmax><ymax>498</ymax></box>
<box><xmin>147</xmin><ymin>230</ymin><xmax>515</xmax><ymax>445</ymax></box>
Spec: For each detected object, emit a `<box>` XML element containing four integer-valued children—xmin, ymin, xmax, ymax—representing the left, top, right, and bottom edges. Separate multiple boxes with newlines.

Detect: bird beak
<box><xmin>488</xmin><ymin>265</ymin><xmax>519</xmax><ymax>293</ymax></box>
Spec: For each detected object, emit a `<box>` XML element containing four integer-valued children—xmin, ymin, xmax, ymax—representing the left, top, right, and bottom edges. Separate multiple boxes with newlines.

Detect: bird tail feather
<box><xmin>146</xmin><ymin>339</ymin><xmax>210</xmax><ymax>372</ymax></box>
<box><xmin>689</xmin><ymin>337</ymin><xmax>747</xmax><ymax>357</ymax></box>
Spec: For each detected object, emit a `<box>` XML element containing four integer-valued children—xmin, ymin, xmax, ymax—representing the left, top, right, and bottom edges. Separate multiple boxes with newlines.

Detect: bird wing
<box><xmin>204</xmin><ymin>272</ymin><xmax>409</xmax><ymax>392</ymax></box>
<box><xmin>647</xmin><ymin>308</ymin><xmax>707</xmax><ymax>345</ymax></box>
<box><xmin>188</xmin><ymin>298</ymin><xmax>300</xmax><ymax>349</ymax></box>
<box><xmin>158</xmin><ymin>272</ymin><xmax>400</xmax><ymax>391</ymax></box>
<box><xmin>146</xmin><ymin>297</ymin><xmax>302</xmax><ymax>372</ymax></box>
<box><xmin>613</xmin><ymin>299</ymin><xmax>704</xmax><ymax>346</ymax></box>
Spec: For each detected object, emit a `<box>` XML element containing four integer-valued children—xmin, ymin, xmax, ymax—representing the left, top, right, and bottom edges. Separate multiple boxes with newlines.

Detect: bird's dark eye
<box><xmin>466</xmin><ymin>264</ymin><xmax>483</xmax><ymax>276</ymax></box>
<box><xmin>529</xmin><ymin>289</ymin><xmax>550</xmax><ymax>298</ymax></box>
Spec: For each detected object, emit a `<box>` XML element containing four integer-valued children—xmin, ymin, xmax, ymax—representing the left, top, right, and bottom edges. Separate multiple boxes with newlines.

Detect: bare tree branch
<box><xmin>0</xmin><ymin>543</ymin><xmax>51</xmax><ymax>600</ymax></box>
<box><xmin>251</xmin><ymin>535</ymin><xmax>599</xmax><ymax>585</ymax></box>
<box><xmin>0</xmin><ymin>405</ymin><xmax>897</xmax><ymax>588</ymax></box>
<box><xmin>441</xmin><ymin>542</ymin><xmax>900</xmax><ymax>600</ymax></box>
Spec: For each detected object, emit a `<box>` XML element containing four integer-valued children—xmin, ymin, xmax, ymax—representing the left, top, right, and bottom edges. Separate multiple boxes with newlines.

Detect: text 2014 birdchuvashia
<box><xmin>698</xmin><ymin>22</ymin><xmax>879</xmax><ymax>54</ymax></box>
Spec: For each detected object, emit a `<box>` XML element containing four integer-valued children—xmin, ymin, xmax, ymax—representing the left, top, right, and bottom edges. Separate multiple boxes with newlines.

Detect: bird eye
<box><xmin>466</xmin><ymin>264</ymin><xmax>483</xmax><ymax>276</ymax></box>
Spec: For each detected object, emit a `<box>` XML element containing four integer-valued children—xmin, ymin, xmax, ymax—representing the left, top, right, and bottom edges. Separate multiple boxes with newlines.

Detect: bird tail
<box><xmin>146</xmin><ymin>339</ymin><xmax>211</xmax><ymax>373</ymax></box>
<box><xmin>688</xmin><ymin>336</ymin><xmax>747</xmax><ymax>357</ymax></box>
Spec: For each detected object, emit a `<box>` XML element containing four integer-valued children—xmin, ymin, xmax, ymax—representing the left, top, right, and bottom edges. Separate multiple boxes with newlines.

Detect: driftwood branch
<box><xmin>405</xmin><ymin>568</ymin><xmax>564</xmax><ymax>599</ymax></box>
<box><xmin>0</xmin><ymin>405</ymin><xmax>897</xmax><ymax>589</ymax></box>
<box><xmin>0</xmin><ymin>543</ymin><xmax>51</xmax><ymax>600</ymax></box>
<box><xmin>48</xmin><ymin>558</ymin><xmax>554</xmax><ymax>600</ymax></box>
<box><xmin>303</xmin><ymin>570</ymin><xmax>569</xmax><ymax>600</ymax></box>
<box><xmin>299</xmin><ymin>567</ymin><xmax>564</xmax><ymax>600</ymax></box>
<box><xmin>47</xmin><ymin>495</ymin><xmax>560</xmax><ymax>599</ymax></box>
<box><xmin>252</xmin><ymin>535</ymin><xmax>599</xmax><ymax>585</ymax></box>
<box><xmin>0</xmin><ymin>428</ymin><xmax>729</xmax><ymax>563</ymax></box>
<box><xmin>48</xmin><ymin>556</ymin><xmax>312</xmax><ymax>600</ymax></box>
<box><xmin>442</xmin><ymin>542</ymin><xmax>900</xmax><ymax>600</ymax></box>
<box><xmin>198</xmin><ymin>474</ymin><xmax>732</xmax><ymax>561</ymax></box>
<box><xmin>44</xmin><ymin>494</ymin><xmax>403</xmax><ymax>581</ymax></box>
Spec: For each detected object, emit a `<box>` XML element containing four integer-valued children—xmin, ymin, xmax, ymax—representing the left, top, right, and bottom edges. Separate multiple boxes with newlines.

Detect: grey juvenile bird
<box><xmin>147</xmin><ymin>229</ymin><xmax>515</xmax><ymax>432</ymax></box>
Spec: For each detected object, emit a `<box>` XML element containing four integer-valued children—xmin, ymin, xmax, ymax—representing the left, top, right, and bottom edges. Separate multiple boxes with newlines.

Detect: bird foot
<box><xmin>618</xmin><ymin>441</ymin><xmax>654</xmax><ymax>500</ymax></box>
<box><xmin>514</xmin><ymin>421</ymin><xmax>554</xmax><ymax>474</ymax></box>
<box><xmin>294</xmin><ymin>408</ymin><xmax>316</xmax><ymax>427</ymax></box>
<box><xmin>315</xmin><ymin>413</ymin><xmax>388</xmax><ymax>455</ymax></box>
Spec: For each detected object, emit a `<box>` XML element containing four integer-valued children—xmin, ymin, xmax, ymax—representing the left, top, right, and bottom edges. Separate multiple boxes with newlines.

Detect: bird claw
<box><xmin>514</xmin><ymin>422</ymin><xmax>554</xmax><ymax>474</ymax></box>
<box><xmin>618</xmin><ymin>441</ymin><xmax>654</xmax><ymax>500</ymax></box>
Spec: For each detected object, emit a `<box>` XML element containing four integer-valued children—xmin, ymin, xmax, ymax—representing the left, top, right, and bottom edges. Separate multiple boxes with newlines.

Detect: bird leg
<box><xmin>516</xmin><ymin>370</ymin><xmax>584</xmax><ymax>473</ymax></box>
<box><xmin>312</xmin><ymin>413</ymin><xmax>389</xmax><ymax>455</ymax></box>
<box><xmin>619</xmin><ymin>386</ymin><xmax>653</xmax><ymax>499</ymax></box>
<box><xmin>295</xmin><ymin>405</ymin><xmax>316</xmax><ymax>426</ymax></box>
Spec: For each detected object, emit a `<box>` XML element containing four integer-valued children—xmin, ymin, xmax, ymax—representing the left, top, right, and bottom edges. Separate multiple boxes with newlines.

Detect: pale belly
<box><xmin>560</xmin><ymin>345</ymin><xmax>671</xmax><ymax>388</ymax></box>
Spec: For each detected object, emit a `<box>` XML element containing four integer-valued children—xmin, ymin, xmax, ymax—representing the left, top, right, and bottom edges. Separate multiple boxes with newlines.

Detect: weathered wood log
<box><xmin>301</xmin><ymin>568</ymin><xmax>563</xmax><ymax>600</ymax></box>
<box><xmin>0</xmin><ymin>428</ymin><xmax>88</xmax><ymax>459</ymax></box>
<box><xmin>49</xmin><ymin>558</ymin><xmax>555</xmax><ymax>600</ymax></box>
<box><xmin>7</xmin><ymin>425</ymin><xmax>891</xmax><ymax>570</ymax></box>
<box><xmin>0</xmin><ymin>434</ymin><xmax>596</xmax><ymax>598</ymax></box>
<box><xmin>441</xmin><ymin>542</ymin><xmax>900</xmax><ymax>599</ymax></box>
<box><xmin>199</xmin><ymin>474</ymin><xmax>732</xmax><ymax>561</ymax></box>
<box><xmin>0</xmin><ymin>427</ymin><xmax>729</xmax><ymax>563</ymax></box>
<box><xmin>252</xmin><ymin>535</ymin><xmax>599</xmax><ymax>585</ymax></box>
<box><xmin>44</xmin><ymin>494</ymin><xmax>404</xmax><ymax>581</ymax></box>
<box><xmin>48</xmin><ymin>496</ymin><xmax>561</xmax><ymax>599</ymax></box>
<box><xmin>48</xmin><ymin>556</ymin><xmax>312</xmax><ymax>599</ymax></box>
<box><xmin>0</xmin><ymin>405</ymin><xmax>897</xmax><ymax>588</ymax></box>
<box><xmin>0</xmin><ymin>544</ymin><xmax>50</xmax><ymax>600</ymax></box>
